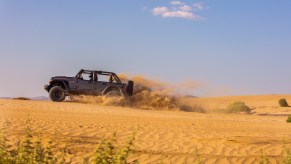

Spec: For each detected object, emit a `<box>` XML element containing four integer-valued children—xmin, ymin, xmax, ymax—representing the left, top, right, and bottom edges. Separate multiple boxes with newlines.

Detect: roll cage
<box><xmin>75</xmin><ymin>69</ymin><xmax>122</xmax><ymax>83</ymax></box>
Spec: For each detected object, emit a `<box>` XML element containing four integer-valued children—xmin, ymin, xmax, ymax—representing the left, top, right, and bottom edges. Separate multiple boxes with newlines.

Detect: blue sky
<box><xmin>0</xmin><ymin>0</ymin><xmax>291</xmax><ymax>97</ymax></box>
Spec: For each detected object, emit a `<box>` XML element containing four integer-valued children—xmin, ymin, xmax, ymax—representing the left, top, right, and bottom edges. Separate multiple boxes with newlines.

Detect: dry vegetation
<box><xmin>12</xmin><ymin>97</ymin><xmax>31</xmax><ymax>101</ymax></box>
<box><xmin>279</xmin><ymin>98</ymin><xmax>289</xmax><ymax>107</ymax></box>
<box><xmin>0</xmin><ymin>121</ymin><xmax>137</xmax><ymax>164</ymax></box>
<box><xmin>226</xmin><ymin>101</ymin><xmax>251</xmax><ymax>113</ymax></box>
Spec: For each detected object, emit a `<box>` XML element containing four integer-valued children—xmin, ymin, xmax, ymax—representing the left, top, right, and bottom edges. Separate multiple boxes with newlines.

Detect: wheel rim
<box><xmin>54</xmin><ymin>90</ymin><xmax>63</xmax><ymax>100</ymax></box>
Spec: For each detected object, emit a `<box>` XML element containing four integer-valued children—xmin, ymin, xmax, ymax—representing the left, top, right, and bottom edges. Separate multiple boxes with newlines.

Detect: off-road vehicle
<box><xmin>44</xmin><ymin>69</ymin><xmax>134</xmax><ymax>102</ymax></box>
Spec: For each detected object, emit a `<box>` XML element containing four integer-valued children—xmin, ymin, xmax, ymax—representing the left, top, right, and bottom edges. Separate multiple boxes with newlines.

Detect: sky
<box><xmin>0</xmin><ymin>0</ymin><xmax>291</xmax><ymax>97</ymax></box>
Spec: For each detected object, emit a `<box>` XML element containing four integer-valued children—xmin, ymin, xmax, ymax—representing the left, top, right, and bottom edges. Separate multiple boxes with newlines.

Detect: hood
<box><xmin>51</xmin><ymin>76</ymin><xmax>75</xmax><ymax>81</ymax></box>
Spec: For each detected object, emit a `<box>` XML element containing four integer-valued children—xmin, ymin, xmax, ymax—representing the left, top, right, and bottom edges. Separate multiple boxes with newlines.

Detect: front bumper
<box><xmin>44</xmin><ymin>85</ymin><xmax>49</xmax><ymax>92</ymax></box>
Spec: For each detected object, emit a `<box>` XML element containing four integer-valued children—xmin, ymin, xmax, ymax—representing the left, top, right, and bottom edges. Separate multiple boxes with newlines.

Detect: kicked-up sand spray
<box><xmin>72</xmin><ymin>75</ymin><xmax>205</xmax><ymax>112</ymax></box>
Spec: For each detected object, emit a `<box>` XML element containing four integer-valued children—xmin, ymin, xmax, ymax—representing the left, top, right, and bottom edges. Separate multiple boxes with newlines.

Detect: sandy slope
<box><xmin>1</xmin><ymin>95</ymin><xmax>291</xmax><ymax>163</ymax></box>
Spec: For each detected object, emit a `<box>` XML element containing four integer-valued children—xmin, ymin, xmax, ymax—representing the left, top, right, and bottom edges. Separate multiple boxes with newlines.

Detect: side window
<box><xmin>80</xmin><ymin>73</ymin><xmax>91</xmax><ymax>81</ymax></box>
<box><xmin>111</xmin><ymin>76</ymin><xmax>119</xmax><ymax>83</ymax></box>
<box><xmin>97</xmin><ymin>75</ymin><xmax>110</xmax><ymax>82</ymax></box>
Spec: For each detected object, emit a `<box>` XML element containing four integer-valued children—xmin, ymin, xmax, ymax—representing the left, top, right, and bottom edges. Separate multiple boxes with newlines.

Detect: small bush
<box><xmin>226</xmin><ymin>101</ymin><xmax>251</xmax><ymax>113</ymax></box>
<box><xmin>279</xmin><ymin>98</ymin><xmax>289</xmax><ymax>107</ymax></box>
<box><xmin>0</xmin><ymin>120</ymin><xmax>68</xmax><ymax>164</ymax></box>
<box><xmin>259</xmin><ymin>150</ymin><xmax>270</xmax><ymax>164</ymax></box>
<box><xmin>13</xmin><ymin>97</ymin><xmax>31</xmax><ymax>100</ymax></box>
<box><xmin>90</xmin><ymin>133</ymin><xmax>136</xmax><ymax>164</ymax></box>
<box><xmin>1</xmin><ymin>119</ymin><xmax>137</xmax><ymax>164</ymax></box>
<box><xmin>194</xmin><ymin>148</ymin><xmax>204</xmax><ymax>164</ymax></box>
<box><xmin>284</xmin><ymin>149</ymin><xmax>291</xmax><ymax>164</ymax></box>
<box><xmin>0</xmin><ymin>129</ymin><xmax>10</xmax><ymax>163</ymax></box>
<box><xmin>287</xmin><ymin>115</ymin><xmax>291</xmax><ymax>123</ymax></box>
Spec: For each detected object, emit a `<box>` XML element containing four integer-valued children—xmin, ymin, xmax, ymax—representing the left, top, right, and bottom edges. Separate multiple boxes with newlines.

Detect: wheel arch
<box><xmin>102</xmin><ymin>86</ymin><xmax>123</xmax><ymax>95</ymax></box>
<box><xmin>48</xmin><ymin>80</ymin><xmax>69</xmax><ymax>92</ymax></box>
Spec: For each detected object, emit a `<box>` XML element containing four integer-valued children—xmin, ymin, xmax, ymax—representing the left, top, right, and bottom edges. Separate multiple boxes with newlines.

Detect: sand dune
<box><xmin>1</xmin><ymin>95</ymin><xmax>291</xmax><ymax>163</ymax></box>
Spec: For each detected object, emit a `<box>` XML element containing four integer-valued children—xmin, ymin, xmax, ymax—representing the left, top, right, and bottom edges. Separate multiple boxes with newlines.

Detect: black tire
<box><xmin>126</xmin><ymin>80</ymin><xmax>134</xmax><ymax>96</ymax></box>
<box><xmin>49</xmin><ymin>86</ymin><xmax>66</xmax><ymax>102</ymax></box>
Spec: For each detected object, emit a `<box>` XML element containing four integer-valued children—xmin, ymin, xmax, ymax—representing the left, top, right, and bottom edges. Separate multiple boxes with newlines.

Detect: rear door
<box><xmin>92</xmin><ymin>73</ymin><xmax>110</xmax><ymax>95</ymax></box>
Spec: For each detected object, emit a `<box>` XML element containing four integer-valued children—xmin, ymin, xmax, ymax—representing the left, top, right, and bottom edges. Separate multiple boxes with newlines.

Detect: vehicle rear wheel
<box><xmin>126</xmin><ymin>80</ymin><xmax>134</xmax><ymax>96</ymax></box>
<box><xmin>49</xmin><ymin>86</ymin><xmax>66</xmax><ymax>102</ymax></box>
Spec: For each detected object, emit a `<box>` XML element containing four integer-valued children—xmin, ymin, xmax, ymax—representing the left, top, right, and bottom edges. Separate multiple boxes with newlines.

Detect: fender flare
<box><xmin>49</xmin><ymin>80</ymin><xmax>70</xmax><ymax>92</ymax></box>
<box><xmin>102</xmin><ymin>86</ymin><xmax>123</xmax><ymax>96</ymax></box>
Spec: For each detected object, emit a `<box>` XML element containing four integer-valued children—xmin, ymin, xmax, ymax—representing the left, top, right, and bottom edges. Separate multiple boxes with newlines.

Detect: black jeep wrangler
<box><xmin>44</xmin><ymin>69</ymin><xmax>134</xmax><ymax>102</ymax></box>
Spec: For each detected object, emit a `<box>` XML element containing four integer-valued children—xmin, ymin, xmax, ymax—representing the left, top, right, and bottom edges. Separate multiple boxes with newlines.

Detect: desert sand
<box><xmin>1</xmin><ymin>95</ymin><xmax>291</xmax><ymax>163</ymax></box>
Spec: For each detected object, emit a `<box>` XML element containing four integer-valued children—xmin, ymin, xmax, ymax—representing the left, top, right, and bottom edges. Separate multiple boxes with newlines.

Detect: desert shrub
<box><xmin>13</xmin><ymin>97</ymin><xmax>31</xmax><ymax>100</ymax></box>
<box><xmin>0</xmin><ymin>120</ymin><xmax>69</xmax><ymax>164</ymax></box>
<box><xmin>90</xmin><ymin>133</ymin><xmax>136</xmax><ymax>164</ymax></box>
<box><xmin>226</xmin><ymin>101</ymin><xmax>251</xmax><ymax>113</ymax></box>
<box><xmin>284</xmin><ymin>149</ymin><xmax>291</xmax><ymax>164</ymax></box>
<box><xmin>279</xmin><ymin>98</ymin><xmax>289</xmax><ymax>107</ymax></box>
<box><xmin>194</xmin><ymin>148</ymin><xmax>204</xmax><ymax>164</ymax></box>
<box><xmin>1</xmin><ymin>117</ymin><xmax>137</xmax><ymax>164</ymax></box>
<box><xmin>0</xmin><ymin>128</ymin><xmax>11</xmax><ymax>163</ymax></box>
<box><xmin>287</xmin><ymin>115</ymin><xmax>291</xmax><ymax>123</ymax></box>
<box><xmin>259</xmin><ymin>150</ymin><xmax>270</xmax><ymax>164</ymax></box>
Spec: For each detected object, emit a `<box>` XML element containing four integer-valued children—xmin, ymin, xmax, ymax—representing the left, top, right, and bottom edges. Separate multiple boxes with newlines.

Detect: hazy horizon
<box><xmin>1</xmin><ymin>0</ymin><xmax>291</xmax><ymax>97</ymax></box>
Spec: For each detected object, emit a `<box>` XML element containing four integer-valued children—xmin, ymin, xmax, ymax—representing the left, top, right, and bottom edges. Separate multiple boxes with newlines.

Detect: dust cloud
<box><xmin>71</xmin><ymin>75</ymin><xmax>205</xmax><ymax>112</ymax></box>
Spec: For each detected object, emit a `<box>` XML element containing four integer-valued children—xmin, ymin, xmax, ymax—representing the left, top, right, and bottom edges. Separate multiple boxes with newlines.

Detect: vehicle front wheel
<box><xmin>49</xmin><ymin>86</ymin><xmax>66</xmax><ymax>102</ymax></box>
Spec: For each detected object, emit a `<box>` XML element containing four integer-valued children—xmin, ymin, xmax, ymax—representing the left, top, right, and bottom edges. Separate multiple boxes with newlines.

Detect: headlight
<box><xmin>49</xmin><ymin>79</ymin><xmax>53</xmax><ymax>83</ymax></box>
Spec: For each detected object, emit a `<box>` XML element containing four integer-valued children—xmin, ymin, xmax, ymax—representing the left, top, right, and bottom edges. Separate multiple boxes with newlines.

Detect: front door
<box><xmin>75</xmin><ymin>79</ymin><xmax>94</xmax><ymax>94</ymax></box>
